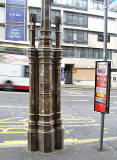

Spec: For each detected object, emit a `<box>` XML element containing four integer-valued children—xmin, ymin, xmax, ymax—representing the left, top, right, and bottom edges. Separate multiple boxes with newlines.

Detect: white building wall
<box><xmin>0</xmin><ymin>7</ymin><xmax>5</xmax><ymax>23</ymax></box>
<box><xmin>0</xmin><ymin>0</ymin><xmax>5</xmax><ymax>3</ymax></box>
<box><xmin>0</xmin><ymin>26</ymin><xmax>5</xmax><ymax>39</ymax></box>
<box><xmin>28</xmin><ymin>0</ymin><xmax>41</xmax><ymax>7</ymax></box>
<box><xmin>88</xmin><ymin>16</ymin><xmax>104</xmax><ymax>32</ymax></box>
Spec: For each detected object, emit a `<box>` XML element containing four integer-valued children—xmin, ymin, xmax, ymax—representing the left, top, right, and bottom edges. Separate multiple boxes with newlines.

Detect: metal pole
<box><xmin>104</xmin><ymin>0</ymin><xmax>108</xmax><ymax>61</ymax></box>
<box><xmin>99</xmin><ymin>0</ymin><xmax>108</xmax><ymax>151</ymax></box>
<box><xmin>99</xmin><ymin>113</ymin><xmax>105</xmax><ymax>151</ymax></box>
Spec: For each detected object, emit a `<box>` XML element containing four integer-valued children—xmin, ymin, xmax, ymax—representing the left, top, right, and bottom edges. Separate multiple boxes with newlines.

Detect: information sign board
<box><xmin>6</xmin><ymin>7</ymin><xmax>24</xmax><ymax>23</ymax></box>
<box><xmin>108</xmin><ymin>0</ymin><xmax>117</xmax><ymax>11</ymax></box>
<box><xmin>94</xmin><ymin>61</ymin><xmax>111</xmax><ymax>114</ymax></box>
<box><xmin>6</xmin><ymin>0</ymin><xmax>25</xmax><ymax>5</ymax></box>
<box><xmin>6</xmin><ymin>26</ymin><xmax>24</xmax><ymax>41</ymax></box>
<box><xmin>108</xmin><ymin>0</ymin><xmax>116</xmax><ymax>5</ymax></box>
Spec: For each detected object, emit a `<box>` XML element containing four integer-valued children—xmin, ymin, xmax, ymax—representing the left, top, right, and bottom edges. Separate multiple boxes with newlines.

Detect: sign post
<box><xmin>94</xmin><ymin>61</ymin><xmax>111</xmax><ymax>151</ymax></box>
<box><xmin>94</xmin><ymin>0</ymin><xmax>111</xmax><ymax>151</ymax></box>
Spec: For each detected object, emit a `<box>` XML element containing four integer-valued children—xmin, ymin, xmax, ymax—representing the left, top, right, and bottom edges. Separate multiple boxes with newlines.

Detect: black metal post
<box><xmin>99</xmin><ymin>0</ymin><xmax>108</xmax><ymax>151</ymax></box>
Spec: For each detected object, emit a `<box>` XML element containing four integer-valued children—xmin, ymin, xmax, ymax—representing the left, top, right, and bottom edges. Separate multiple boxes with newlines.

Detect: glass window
<box><xmin>63</xmin><ymin>47</ymin><xmax>67</xmax><ymax>57</ymax></box>
<box><xmin>51</xmin><ymin>10</ymin><xmax>60</xmax><ymax>23</ymax></box>
<box><xmin>98</xmin><ymin>34</ymin><xmax>104</xmax><ymax>42</ymax></box>
<box><xmin>91</xmin><ymin>0</ymin><xmax>104</xmax><ymax>10</ymax></box>
<box><xmin>107</xmin><ymin>50</ymin><xmax>112</xmax><ymax>60</ymax></box>
<box><xmin>73</xmin><ymin>48</ymin><xmax>78</xmax><ymax>57</ymax></box>
<box><xmin>94</xmin><ymin>49</ymin><xmax>98</xmax><ymax>59</ymax></box>
<box><xmin>67</xmin><ymin>13</ymin><xmax>73</xmax><ymax>24</ymax></box>
<box><xmin>78</xmin><ymin>48</ymin><xmax>84</xmax><ymax>58</ymax></box>
<box><xmin>84</xmin><ymin>48</ymin><xmax>89</xmax><ymax>58</ymax></box>
<box><xmin>98</xmin><ymin>49</ymin><xmax>103</xmax><ymax>59</ymax></box>
<box><xmin>62</xmin><ymin>0</ymin><xmax>67</xmax><ymax>5</ymax></box>
<box><xmin>63</xmin><ymin>47</ymin><xmax>73</xmax><ymax>57</ymax></box>
<box><xmin>78</xmin><ymin>15</ymin><xmax>83</xmax><ymax>26</ymax></box>
<box><xmin>35</xmin><ymin>27</ymin><xmax>40</xmax><ymax>39</ymax></box>
<box><xmin>64</xmin><ymin>30</ymin><xmax>73</xmax><ymax>42</ymax></box>
<box><xmin>24</xmin><ymin>65</ymin><xmax>29</xmax><ymax>78</ymax></box>
<box><xmin>51</xmin><ymin>11</ymin><xmax>55</xmax><ymax>23</ymax></box>
<box><xmin>88</xmin><ymin>48</ymin><xmax>94</xmax><ymax>58</ymax></box>
<box><xmin>51</xmin><ymin>28</ymin><xmax>55</xmax><ymax>41</ymax></box>
<box><xmin>84</xmin><ymin>32</ymin><xmax>88</xmax><ymax>43</ymax></box>
<box><xmin>68</xmin><ymin>0</ymin><xmax>72</xmax><ymax>6</ymax></box>
<box><xmin>73</xmin><ymin>0</ymin><xmax>77</xmax><ymax>7</ymax></box>
<box><xmin>73</xmin><ymin>31</ymin><xmax>77</xmax><ymax>41</ymax></box>
<box><xmin>53</xmin><ymin>0</ymin><xmax>87</xmax><ymax>10</ymax></box>
<box><xmin>113</xmin><ymin>77</ymin><xmax>116</xmax><ymax>81</ymax></box>
<box><xmin>67</xmin><ymin>30</ymin><xmax>73</xmax><ymax>41</ymax></box>
<box><xmin>77</xmin><ymin>31</ymin><xmax>83</xmax><ymax>43</ymax></box>
<box><xmin>84</xmin><ymin>15</ymin><xmax>88</xmax><ymax>27</ymax></box>
<box><xmin>73</xmin><ymin>14</ymin><xmax>78</xmax><ymax>25</ymax></box>
<box><xmin>64</xmin><ymin>12</ymin><xmax>88</xmax><ymax>27</ymax></box>
<box><xmin>55</xmin><ymin>0</ymin><xmax>62</xmax><ymax>4</ymax></box>
<box><xmin>29</xmin><ymin>8</ymin><xmax>41</xmax><ymax>23</ymax></box>
<box><xmin>64</xmin><ymin>29</ymin><xmax>88</xmax><ymax>44</ymax></box>
<box><xmin>67</xmin><ymin>48</ymin><xmax>73</xmax><ymax>57</ymax></box>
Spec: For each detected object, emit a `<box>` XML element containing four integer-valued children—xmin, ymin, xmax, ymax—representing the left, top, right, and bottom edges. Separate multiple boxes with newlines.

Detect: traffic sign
<box><xmin>108</xmin><ymin>0</ymin><xmax>116</xmax><ymax>5</ymax></box>
<box><xmin>94</xmin><ymin>61</ymin><xmax>111</xmax><ymax>114</ymax></box>
<box><xmin>108</xmin><ymin>0</ymin><xmax>117</xmax><ymax>11</ymax></box>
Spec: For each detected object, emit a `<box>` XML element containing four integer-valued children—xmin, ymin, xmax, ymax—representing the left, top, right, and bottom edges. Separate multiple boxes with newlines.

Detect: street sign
<box><xmin>108</xmin><ymin>0</ymin><xmax>117</xmax><ymax>11</ymax></box>
<box><xmin>108</xmin><ymin>0</ymin><xmax>116</xmax><ymax>5</ymax></box>
<box><xmin>94</xmin><ymin>61</ymin><xmax>111</xmax><ymax>114</ymax></box>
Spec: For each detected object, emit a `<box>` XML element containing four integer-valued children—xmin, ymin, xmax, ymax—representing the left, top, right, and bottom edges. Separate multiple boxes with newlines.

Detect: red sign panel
<box><xmin>94</xmin><ymin>61</ymin><xmax>111</xmax><ymax>114</ymax></box>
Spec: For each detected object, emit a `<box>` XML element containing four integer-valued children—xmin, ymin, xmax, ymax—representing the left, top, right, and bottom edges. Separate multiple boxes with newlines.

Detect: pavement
<box><xmin>0</xmin><ymin>86</ymin><xmax>117</xmax><ymax>160</ymax></box>
<box><xmin>0</xmin><ymin>140</ymin><xmax>117</xmax><ymax>160</ymax></box>
<box><xmin>62</xmin><ymin>84</ymin><xmax>117</xmax><ymax>90</ymax></box>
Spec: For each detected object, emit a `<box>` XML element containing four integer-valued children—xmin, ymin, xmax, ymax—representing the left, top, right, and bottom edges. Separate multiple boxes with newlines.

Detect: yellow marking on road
<box><xmin>65</xmin><ymin>130</ymin><xmax>73</xmax><ymax>134</ymax></box>
<box><xmin>0</xmin><ymin>140</ymin><xmax>27</xmax><ymax>146</ymax></box>
<box><xmin>0</xmin><ymin>128</ymin><xmax>27</xmax><ymax>134</ymax></box>
<box><xmin>64</xmin><ymin>138</ymin><xmax>99</xmax><ymax>143</ymax></box>
<box><xmin>1</xmin><ymin>137</ymin><xmax>117</xmax><ymax>146</ymax></box>
<box><xmin>0</xmin><ymin>117</ymin><xmax>25</xmax><ymax>122</ymax></box>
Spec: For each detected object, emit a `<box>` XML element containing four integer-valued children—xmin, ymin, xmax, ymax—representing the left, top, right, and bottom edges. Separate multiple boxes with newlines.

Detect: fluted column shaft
<box><xmin>28</xmin><ymin>14</ymin><xmax>39</xmax><ymax>151</ymax></box>
<box><xmin>54</xmin><ymin>16</ymin><xmax>64</xmax><ymax>149</ymax></box>
<box><xmin>37</xmin><ymin>0</ymin><xmax>55</xmax><ymax>153</ymax></box>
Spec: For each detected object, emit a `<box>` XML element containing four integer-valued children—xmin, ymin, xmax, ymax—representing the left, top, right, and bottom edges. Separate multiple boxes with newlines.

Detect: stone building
<box><xmin>0</xmin><ymin>0</ymin><xmax>117</xmax><ymax>86</ymax></box>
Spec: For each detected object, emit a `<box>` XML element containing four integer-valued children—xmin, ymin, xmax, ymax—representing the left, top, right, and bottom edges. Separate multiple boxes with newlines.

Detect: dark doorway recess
<box><xmin>64</xmin><ymin>64</ymin><xmax>73</xmax><ymax>84</ymax></box>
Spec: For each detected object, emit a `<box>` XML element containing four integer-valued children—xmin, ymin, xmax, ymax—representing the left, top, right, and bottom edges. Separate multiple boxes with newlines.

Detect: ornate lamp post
<box><xmin>28</xmin><ymin>0</ymin><xmax>64</xmax><ymax>153</ymax></box>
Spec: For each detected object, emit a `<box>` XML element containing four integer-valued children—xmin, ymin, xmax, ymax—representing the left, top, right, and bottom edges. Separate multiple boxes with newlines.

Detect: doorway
<box><xmin>64</xmin><ymin>64</ymin><xmax>73</xmax><ymax>84</ymax></box>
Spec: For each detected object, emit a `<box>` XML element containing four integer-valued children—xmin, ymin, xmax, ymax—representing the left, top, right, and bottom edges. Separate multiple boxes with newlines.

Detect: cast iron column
<box><xmin>37</xmin><ymin>0</ymin><xmax>55</xmax><ymax>153</ymax></box>
<box><xmin>54</xmin><ymin>16</ymin><xmax>64</xmax><ymax>149</ymax></box>
<box><xmin>28</xmin><ymin>14</ymin><xmax>39</xmax><ymax>151</ymax></box>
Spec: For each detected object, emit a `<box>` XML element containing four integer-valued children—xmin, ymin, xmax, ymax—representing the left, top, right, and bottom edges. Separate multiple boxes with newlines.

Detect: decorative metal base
<box><xmin>55</xmin><ymin>128</ymin><xmax>64</xmax><ymax>149</ymax></box>
<box><xmin>28</xmin><ymin>131</ymin><xmax>38</xmax><ymax>151</ymax></box>
<box><xmin>38</xmin><ymin>130</ymin><xmax>55</xmax><ymax>153</ymax></box>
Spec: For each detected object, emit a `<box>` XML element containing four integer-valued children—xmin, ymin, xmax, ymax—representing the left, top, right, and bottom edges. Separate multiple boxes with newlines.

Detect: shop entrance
<box><xmin>64</xmin><ymin>64</ymin><xmax>73</xmax><ymax>84</ymax></box>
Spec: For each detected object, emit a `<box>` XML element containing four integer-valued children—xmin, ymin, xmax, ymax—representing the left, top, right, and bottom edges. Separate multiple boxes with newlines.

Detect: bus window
<box><xmin>24</xmin><ymin>65</ymin><xmax>29</xmax><ymax>78</ymax></box>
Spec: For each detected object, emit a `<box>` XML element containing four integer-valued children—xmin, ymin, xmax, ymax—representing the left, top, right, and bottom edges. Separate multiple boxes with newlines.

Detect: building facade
<box><xmin>0</xmin><ymin>0</ymin><xmax>117</xmax><ymax>86</ymax></box>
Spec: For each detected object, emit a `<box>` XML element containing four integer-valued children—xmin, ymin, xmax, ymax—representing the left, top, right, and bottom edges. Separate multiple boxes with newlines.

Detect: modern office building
<box><xmin>0</xmin><ymin>0</ymin><xmax>117</xmax><ymax>86</ymax></box>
